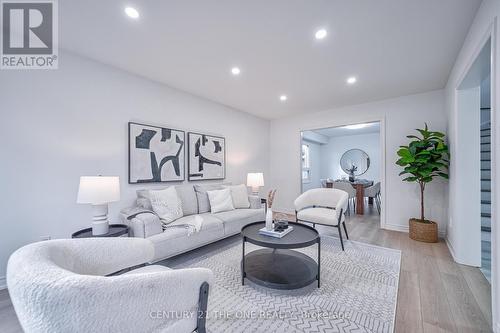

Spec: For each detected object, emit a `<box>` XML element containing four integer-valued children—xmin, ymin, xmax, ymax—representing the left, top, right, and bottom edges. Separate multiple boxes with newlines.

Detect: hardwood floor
<box><xmin>0</xmin><ymin>204</ymin><xmax>492</xmax><ymax>332</ymax></box>
<box><xmin>303</xmin><ymin>205</ymin><xmax>493</xmax><ymax>332</ymax></box>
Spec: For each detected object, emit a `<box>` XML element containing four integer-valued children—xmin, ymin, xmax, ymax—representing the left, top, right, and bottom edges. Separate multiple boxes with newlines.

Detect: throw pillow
<box><xmin>149</xmin><ymin>187</ymin><xmax>183</xmax><ymax>225</ymax></box>
<box><xmin>194</xmin><ymin>184</ymin><xmax>224</xmax><ymax>213</ymax></box>
<box><xmin>136</xmin><ymin>189</ymin><xmax>153</xmax><ymax>210</ymax></box>
<box><xmin>206</xmin><ymin>188</ymin><xmax>235</xmax><ymax>214</ymax></box>
<box><xmin>224</xmin><ymin>184</ymin><xmax>250</xmax><ymax>209</ymax></box>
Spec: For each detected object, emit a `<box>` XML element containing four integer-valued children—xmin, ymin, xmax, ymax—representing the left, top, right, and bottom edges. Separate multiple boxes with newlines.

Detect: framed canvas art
<box><xmin>128</xmin><ymin>122</ymin><xmax>185</xmax><ymax>183</ymax></box>
<box><xmin>188</xmin><ymin>132</ymin><xmax>225</xmax><ymax>181</ymax></box>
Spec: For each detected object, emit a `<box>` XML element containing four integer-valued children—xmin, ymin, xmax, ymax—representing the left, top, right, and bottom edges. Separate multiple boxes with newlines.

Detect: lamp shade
<box><xmin>247</xmin><ymin>173</ymin><xmax>264</xmax><ymax>188</ymax></box>
<box><xmin>77</xmin><ymin>176</ymin><xmax>120</xmax><ymax>204</ymax></box>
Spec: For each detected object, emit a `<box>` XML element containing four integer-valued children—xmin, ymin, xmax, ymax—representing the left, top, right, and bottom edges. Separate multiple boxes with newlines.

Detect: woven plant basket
<box><xmin>409</xmin><ymin>218</ymin><xmax>438</xmax><ymax>243</ymax></box>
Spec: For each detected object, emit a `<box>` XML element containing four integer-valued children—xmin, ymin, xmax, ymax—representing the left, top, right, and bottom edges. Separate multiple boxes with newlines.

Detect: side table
<box><xmin>72</xmin><ymin>224</ymin><xmax>130</xmax><ymax>238</ymax></box>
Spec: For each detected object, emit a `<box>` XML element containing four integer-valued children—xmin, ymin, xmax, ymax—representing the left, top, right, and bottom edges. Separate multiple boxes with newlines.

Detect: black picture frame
<box><xmin>128</xmin><ymin>122</ymin><xmax>186</xmax><ymax>184</ymax></box>
<box><xmin>188</xmin><ymin>132</ymin><xmax>226</xmax><ymax>181</ymax></box>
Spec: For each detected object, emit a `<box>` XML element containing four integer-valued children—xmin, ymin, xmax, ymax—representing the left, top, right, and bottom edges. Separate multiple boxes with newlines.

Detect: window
<box><xmin>302</xmin><ymin>144</ymin><xmax>311</xmax><ymax>182</ymax></box>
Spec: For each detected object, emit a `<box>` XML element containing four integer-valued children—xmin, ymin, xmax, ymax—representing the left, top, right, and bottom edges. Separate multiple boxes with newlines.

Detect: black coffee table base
<box><xmin>242</xmin><ymin>248</ymin><xmax>319</xmax><ymax>290</ymax></box>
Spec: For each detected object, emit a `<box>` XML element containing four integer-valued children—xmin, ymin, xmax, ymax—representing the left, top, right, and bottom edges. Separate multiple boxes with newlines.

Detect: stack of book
<box><xmin>259</xmin><ymin>226</ymin><xmax>294</xmax><ymax>238</ymax></box>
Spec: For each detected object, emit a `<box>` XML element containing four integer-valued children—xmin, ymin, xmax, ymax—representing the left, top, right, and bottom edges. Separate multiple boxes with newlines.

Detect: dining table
<box><xmin>326</xmin><ymin>179</ymin><xmax>374</xmax><ymax>215</ymax></box>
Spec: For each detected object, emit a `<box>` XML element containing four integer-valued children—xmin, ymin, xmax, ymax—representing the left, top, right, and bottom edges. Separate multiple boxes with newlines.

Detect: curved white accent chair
<box><xmin>332</xmin><ymin>181</ymin><xmax>356</xmax><ymax>215</ymax></box>
<box><xmin>364</xmin><ymin>182</ymin><xmax>381</xmax><ymax>214</ymax></box>
<box><xmin>7</xmin><ymin>238</ymin><xmax>213</xmax><ymax>333</ymax></box>
<box><xmin>294</xmin><ymin>188</ymin><xmax>349</xmax><ymax>250</ymax></box>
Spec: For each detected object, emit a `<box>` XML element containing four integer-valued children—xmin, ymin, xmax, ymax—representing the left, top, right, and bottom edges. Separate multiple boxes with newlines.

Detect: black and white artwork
<box><xmin>129</xmin><ymin>122</ymin><xmax>185</xmax><ymax>183</ymax></box>
<box><xmin>188</xmin><ymin>132</ymin><xmax>225</xmax><ymax>181</ymax></box>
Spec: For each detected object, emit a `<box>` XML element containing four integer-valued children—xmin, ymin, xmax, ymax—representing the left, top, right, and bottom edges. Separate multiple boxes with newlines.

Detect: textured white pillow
<box><xmin>225</xmin><ymin>184</ymin><xmax>250</xmax><ymax>209</ymax></box>
<box><xmin>149</xmin><ymin>187</ymin><xmax>183</xmax><ymax>224</ymax></box>
<box><xmin>207</xmin><ymin>188</ymin><xmax>235</xmax><ymax>214</ymax></box>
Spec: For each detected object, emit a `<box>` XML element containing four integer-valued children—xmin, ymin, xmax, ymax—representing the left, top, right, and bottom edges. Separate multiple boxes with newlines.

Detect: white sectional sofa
<box><xmin>121</xmin><ymin>183</ymin><xmax>265</xmax><ymax>262</ymax></box>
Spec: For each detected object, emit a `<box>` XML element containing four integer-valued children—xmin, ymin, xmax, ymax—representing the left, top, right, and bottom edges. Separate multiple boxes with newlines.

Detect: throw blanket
<box><xmin>121</xmin><ymin>207</ymin><xmax>203</xmax><ymax>236</ymax></box>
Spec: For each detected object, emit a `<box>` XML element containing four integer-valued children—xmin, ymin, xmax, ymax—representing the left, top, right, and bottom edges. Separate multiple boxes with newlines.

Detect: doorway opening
<box><xmin>300</xmin><ymin>121</ymin><xmax>382</xmax><ymax>232</ymax></box>
<box><xmin>456</xmin><ymin>38</ymin><xmax>492</xmax><ymax>283</ymax></box>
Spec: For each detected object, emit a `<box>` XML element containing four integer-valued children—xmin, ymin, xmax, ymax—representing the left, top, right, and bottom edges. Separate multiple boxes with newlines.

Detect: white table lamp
<box><xmin>77</xmin><ymin>176</ymin><xmax>120</xmax><ymax>235</ymax></box>
<box><xmin>247</xmin><ymin>173</ymin><xmax>264</xmax><ymax>195</ymax></box>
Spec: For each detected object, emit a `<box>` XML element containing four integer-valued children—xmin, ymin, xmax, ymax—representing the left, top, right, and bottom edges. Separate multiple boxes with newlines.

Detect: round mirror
<box><xmin>340</xmin><ymin>149</ymin><xmax>370</xmax><ymax>176</ymax></box>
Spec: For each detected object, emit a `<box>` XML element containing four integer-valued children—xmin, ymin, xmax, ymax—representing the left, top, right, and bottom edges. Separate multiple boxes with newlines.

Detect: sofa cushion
<box><xmin>296</xmin><ymin>207</ymin><xmax>343</xmax><ymax>225</ymax></box>
<box><xmin>214</xmin><ymin>208</ymin><xmax>265</xmax><ymax>235</ymax></box>
<box><xmin>207</xmin><ymin>188</ymin><xmax>234</xmax><ymax>214</ymax></box>
<box><xmin>224</xmin><ymin>184</ymin><xmax>250</xmax><ymax>209</ymax></box>
<box><xmin>194</xmin><ymin>184</ymin><xmax>224</xmax><ymax>213</ymax></box>
<box><xmin>175</xmin><ymin>185</ymin><xmax>198</xmax><ymax>216</ymax></box>
<box><xmin>148</xmin><ymin>213</ymin><xmax>225</xmax><ymax>261</ymax></box>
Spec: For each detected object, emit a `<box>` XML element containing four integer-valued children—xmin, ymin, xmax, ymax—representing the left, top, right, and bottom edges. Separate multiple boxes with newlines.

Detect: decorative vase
<box><xmin>349</xmin><ymin>174</ymin><xmax>355</xmax><ymax>182</ymax></box>
<box><xmin>265</xmin><ymin>209</ymin><xmax>273</xmax><ymax>231</ymax></box>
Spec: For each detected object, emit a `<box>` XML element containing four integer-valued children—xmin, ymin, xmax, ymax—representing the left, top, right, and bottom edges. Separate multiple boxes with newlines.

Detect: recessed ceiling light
<box><xmin>315</xmin><ymin>29</ymin><xmax>327</xmax><ymax>40</ymax></box>
<box><xmin>344</xmin><ymin>123</ymin><xmax>370</xmax><ymax>130</ymax></box>
<box><xmin>347</xmin><ymin>76</ymin><xmax>357</xmax><ymax>85</ymax></box>
<box><xmin>231</xmin><ymin>67</ymin><xmax>241</xmax><ymax>75</ymax></box>
<box><xmin>280</xmin><ymin>95</ymin><xmax>288</xmax><ymax>101</ymax></box>
<box><xmin>125</xmin><ymin>7</ymin><xmax>139</xmax><ymax>19</ymax></box>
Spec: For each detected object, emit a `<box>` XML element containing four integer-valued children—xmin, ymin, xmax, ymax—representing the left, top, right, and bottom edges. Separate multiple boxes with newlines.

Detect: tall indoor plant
<box><xmin>396</xmin><ymin>124</ymin><xmax>449</xmax><ymax>242</ymax></box>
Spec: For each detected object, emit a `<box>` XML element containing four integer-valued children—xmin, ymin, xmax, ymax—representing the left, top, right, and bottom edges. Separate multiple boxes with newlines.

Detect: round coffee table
<box><xmin>241</xmin><ymin>221</ymin><xmax>320</xmax><ymax>290</ymax></box>
<box><xmin>72</xmin><ymin>224</ymin><xmax>129</xmax><ymax>238</ymax></box>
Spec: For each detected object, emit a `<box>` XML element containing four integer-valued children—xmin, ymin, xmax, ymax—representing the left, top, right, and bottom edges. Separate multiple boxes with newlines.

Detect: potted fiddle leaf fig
<box><xmin>396</xmin><ymin>124</ymin><xmax>449</xmax><ymax>243</ymax></box>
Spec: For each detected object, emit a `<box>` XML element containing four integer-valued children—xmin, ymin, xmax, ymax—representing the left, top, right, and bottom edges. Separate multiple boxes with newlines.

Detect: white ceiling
<box><xmin>59</xmin><ymin>0</ymin><xmax>481</xmax><ymax>119</ymax></box>
<box><xmin>313</xmin><ymin>122</ymin><xmax>380</xmax><ymax>138</ymax></box>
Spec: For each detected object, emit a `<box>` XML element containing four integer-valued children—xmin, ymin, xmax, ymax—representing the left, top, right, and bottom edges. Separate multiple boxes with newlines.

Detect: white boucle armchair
<box><xmin>7</xmin><ymin>238</ymin><xmax>213</xmax><ymax>333</ymax></box>
<box><xmin>294</xmin><ymin>188</ymin><xmax>349</xmax><ymax>250</ymax></box>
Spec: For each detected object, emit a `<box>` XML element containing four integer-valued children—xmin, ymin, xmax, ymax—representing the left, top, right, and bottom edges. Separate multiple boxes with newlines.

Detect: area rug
<box><xmin>172</xmin><ymin>236</ymin><xmax>401</xmax><ymax>333</ymax></box>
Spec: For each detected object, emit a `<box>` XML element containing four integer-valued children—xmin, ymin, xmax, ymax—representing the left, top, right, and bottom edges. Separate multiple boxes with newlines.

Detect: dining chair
<box><xmin>364</xmin><ymin>182</ymin><xmax>381</xmax><ymax>214</ymax></box>
<box><xmin>332</xmin><ymin>181</ymin><xmax>356</xmax><ymax>215</ymax></box>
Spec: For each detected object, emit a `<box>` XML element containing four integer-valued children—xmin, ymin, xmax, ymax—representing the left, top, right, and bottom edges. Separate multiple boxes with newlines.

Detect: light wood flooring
<box><xmin>0</xmin><ymin>204</ymin><xmax>492</xmax><ymax>332</ymax></box>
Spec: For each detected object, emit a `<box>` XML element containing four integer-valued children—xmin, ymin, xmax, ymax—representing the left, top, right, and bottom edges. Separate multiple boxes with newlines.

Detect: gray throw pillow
<box><xmin>175</xmin><ymin>185</ymin><xmax>198</xmax><ymax>216</ymax></box>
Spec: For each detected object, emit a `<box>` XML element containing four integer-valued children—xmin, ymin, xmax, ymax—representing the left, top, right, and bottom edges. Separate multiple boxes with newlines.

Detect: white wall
<box><xmin>301</xmin><ymin>140</ymin><xmax>322</xmax><ymax>191</ymax></box>
<box><xmin>0</xmin><ymin>51</ymin><xmax>270</xmax><ymax>285</ymax></box>
<box><xmin>269</xmin><ymin>90</ymin><xmax>447</xmax><ymax>234</ymax></box>
<box><xmin>444</xmin><ymin>0</ymin><xmax>500</xmax><ymax>329</ymax></box>
<box><xmin>319</xmin><ymin>132</ymin><xmax>381</xmax><ymax>182</ymax></box>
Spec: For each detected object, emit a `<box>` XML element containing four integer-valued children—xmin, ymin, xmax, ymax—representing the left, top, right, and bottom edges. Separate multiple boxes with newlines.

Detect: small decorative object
<box><xmin>266</xmin><ymin>189</ymin><xmax>277</xmax><ymax>231</ymax></box>
<box><xmin>77</xmin><ymin>176</ymin><xmax>121</xmax><ymax>236</ymax></box>
<box><xmin>129</xmin><ymin>122</ymin><xmax>185</xmax><ymax>184</ymax></box>
<box><xmin>188</xmin><ymin>132</ymin><xmax>225</xmax><ymax>181</ymax></box>
<box><xmin>396</xmin><ymin>123</ymin><xmax>449</xmax><ymax>243</ymax></box>
<box><xmin>347</xmin><ymin>165</ymin><xmax>357</xmax><ymax>182</ymax></box>
<box><xmin>246</xmin><ymin>172</ymin><xmax>264</xmax><ymax>195</ymax></box>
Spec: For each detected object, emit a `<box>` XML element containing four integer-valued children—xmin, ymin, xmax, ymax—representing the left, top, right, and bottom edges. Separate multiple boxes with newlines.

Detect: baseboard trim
<box><xmin>384</xmin><ymin>223</ymin><xmax>446</xmax><ymax>238</ymax></box>
<box><xmin>0</xmin><ymin>276</ymin><xmax>6</xmax><ymax>290</ymax></box>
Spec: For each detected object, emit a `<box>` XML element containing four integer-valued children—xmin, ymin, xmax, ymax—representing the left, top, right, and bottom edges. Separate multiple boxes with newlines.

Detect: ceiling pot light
<box><xmin>315</xmin><ymin>29</ymin><xmax>327</xmax><ymax>40</ymax></box>
<box><xmin>231</xmin><ymin>67</ymin><xmax>241</xmax><ymax>75</ymax></box>
<box><xmin>344</xmin><ymin>123</ymin><xmax>369</xmax><ymax>130</ymax></box>
<box><xmin>347</xmin><ymin>76</ymin><xmax>357</xmax><ymax>85</ymax></box>
<box><xmin>280</xmin><ymin>95</ymin><xmax>287</xmax><ymax>101</ymax></box>
<box><xmin>124</xmin><ymin>7</ymin><xmax>139</xmax><ymax>19</ymax></box>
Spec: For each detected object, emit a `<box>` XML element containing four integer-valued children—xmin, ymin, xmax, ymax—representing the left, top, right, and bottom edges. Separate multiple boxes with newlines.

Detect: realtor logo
<box><xmin>1</xmin><ymin>0</ymin><xmax>58</xmax><ymax>69</ymax></box>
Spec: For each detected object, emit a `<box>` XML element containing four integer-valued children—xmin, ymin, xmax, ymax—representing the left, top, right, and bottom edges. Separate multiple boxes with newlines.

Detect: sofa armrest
<box><xmin>130</xmin><ymin>213</ymin><xmax>163</xmax><ymax>238</ymax></box>
<box><xmin>249</xmin><ymin>195</ymin><xmax>263</xmax><ymax>209</ymax></box>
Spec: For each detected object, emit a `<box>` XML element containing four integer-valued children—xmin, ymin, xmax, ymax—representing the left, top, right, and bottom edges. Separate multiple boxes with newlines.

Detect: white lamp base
<box><xmin>251</xmin><ymin>186</ymin><xmax>260</xmax><ymax>195</ymax></box>
<box><xmin>91</xmin><ymin>204</ymin><xmax>110</xmax><ymax>236</ymax></box>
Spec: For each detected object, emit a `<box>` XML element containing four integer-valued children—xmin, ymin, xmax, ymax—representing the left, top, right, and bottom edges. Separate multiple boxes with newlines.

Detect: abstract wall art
<box><xmin>129</xmin><ymin>122</ymin><xmax>185</xmax><ymax>183</ymax></box>
<box><xmin>188</xmin><ymin>132</ymin><xmax>225</xmax><ymax>181</ymax></box>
